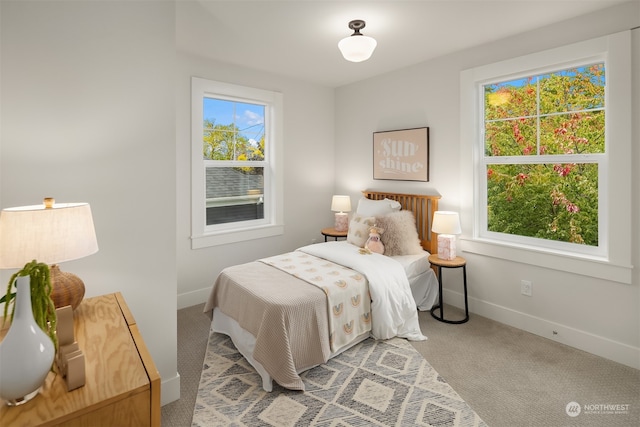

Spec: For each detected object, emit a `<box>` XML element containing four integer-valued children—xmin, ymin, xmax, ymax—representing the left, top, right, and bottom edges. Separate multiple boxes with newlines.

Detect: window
<box><xmin>482</xmin><ymin>64</ymin><xmax>604</xmax><ymax>254</ymax></box>
<box><xmin>460</xmin><ymin>32</ymin><xmax>632</xmax><ymax>283</ymax></box>
<box><xmin>191</xmin><ymin>78</ymin><xmax>283</xmax><ymax>248</ymax></box>
<box><xmin>203</xmin><ymin>98</ymin><xmax>266</xmax><ymax>226</ymax></box>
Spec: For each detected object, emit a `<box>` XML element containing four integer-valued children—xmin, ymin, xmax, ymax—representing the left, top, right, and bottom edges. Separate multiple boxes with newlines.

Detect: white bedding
<box><xmin>391</xmin><ymin>251</ymin><xmax>439</xmax><ymax>311</ymax></box>
<box><xmin>392</xmin><ymin>252</ymin><xmax>431</xmax><ymax>279</ymax></box>
<box><xmin>298</xmin><ymin>241</ymin><xmax>426</xmax><ymax>341</ymax></box>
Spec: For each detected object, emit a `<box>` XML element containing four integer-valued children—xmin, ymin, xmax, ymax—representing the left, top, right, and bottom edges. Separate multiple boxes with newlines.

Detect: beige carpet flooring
<box><xmin>162</xmin><ymin>304</ymin><xmax>639</xmax><ymax>427</ymax></box>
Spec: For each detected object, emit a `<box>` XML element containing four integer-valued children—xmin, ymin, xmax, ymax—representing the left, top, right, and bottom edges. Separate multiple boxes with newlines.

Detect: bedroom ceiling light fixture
<box><xmin>338</xmin><ymin>19</ymin><xmax>377</xmax><ymax>63</ymax></box>
<box><xmin>0</xmin><ymin>198</ymin><xmax>99</xmax><ymax>310</ymax></box>
<box><xmin>431</xmin><ymin>211</ymin><xmax>462</xmax><ymax>261</ymax></box>
<box><xmin>331</xmin><ymin>195</ymin><xmax>351</xmax><ymax>232</ymax></box>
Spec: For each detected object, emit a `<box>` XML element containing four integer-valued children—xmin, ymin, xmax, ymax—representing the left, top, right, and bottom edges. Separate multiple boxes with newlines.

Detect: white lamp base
<box><xmin>437</xmin><ymin>234</ymin><xmax>457</xmax><ymax>260</ymax></box>
<box><xmin>334</xmin><ymin>212</ymin><xmax>348</xmax><ymax>232</ymax></box>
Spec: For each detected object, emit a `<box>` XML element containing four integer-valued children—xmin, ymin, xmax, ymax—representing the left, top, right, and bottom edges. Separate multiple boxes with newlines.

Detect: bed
<box><xmin>204</xmin><ymin>190</ymin><xmax>441</xmax><ymax>391</ymax></box>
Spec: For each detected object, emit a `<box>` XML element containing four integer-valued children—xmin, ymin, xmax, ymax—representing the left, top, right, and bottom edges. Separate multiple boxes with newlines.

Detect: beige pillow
<box><xmin>376</xmin><ymin>210</ymin><xmax>423</xmax><ymax>256</ymax></box>
<box><xmin>347</xmin><ymin>214</ymin><xmax>376</xmax><ymax>247</ymax></box>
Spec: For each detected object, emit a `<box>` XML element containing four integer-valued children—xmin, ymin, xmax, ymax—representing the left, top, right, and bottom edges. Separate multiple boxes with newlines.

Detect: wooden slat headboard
<box><xmin>362</xmin><ymin>190</ymin><xmax>441</xmax><ymax>255</ymax></box>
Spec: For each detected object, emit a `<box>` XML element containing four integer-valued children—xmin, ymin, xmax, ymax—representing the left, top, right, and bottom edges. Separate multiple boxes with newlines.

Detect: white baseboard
<box><xmin>442</xmin><ymin>288</ymin><xmax>640</xmax><ymax>370</ymax></box>
<box><xmin>177</xmin><ymin>287</ymin><xmax>211</xmax><ymax>310</ymax></box>
<box><xmin>161</xmin><ymin>372</ymin><xmax>181</xmax><ymax>406</ymax></box>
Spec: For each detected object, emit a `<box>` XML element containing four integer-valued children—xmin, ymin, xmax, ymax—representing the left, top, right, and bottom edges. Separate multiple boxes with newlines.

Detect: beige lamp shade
<box><xmin>0</xmin><ymin>200</ymin><xmax>98</xmax><ymax>309</ymax></box>
<box><xmin>0</xmin><ymin>202</ymin><xmax>98</xmax><ymax>267</ymax></box>
<box><xmin>331</xmin><ymin>195</ymin><xmax>352</xmax><ymax>213</ymax></box>
<box><xmin>431</xmin><ymin>211</ymin><xmax>462</xmax><ymax>235</ymax></box>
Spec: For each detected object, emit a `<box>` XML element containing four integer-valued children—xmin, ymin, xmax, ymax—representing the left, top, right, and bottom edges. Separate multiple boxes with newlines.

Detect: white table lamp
<box><xmin>331</xmin><ymin>195</ymin><xmax>351</xmax><ymax>232</ymax></box>
<box><xmin>431</xmin><ymin>211</ymin><xmax>462</xmax><ymax>260</ymax></box>
<box><xmin>0</xmin><ymin>198</ymin><xmax>99</xmax><ymax>310</ymax></box>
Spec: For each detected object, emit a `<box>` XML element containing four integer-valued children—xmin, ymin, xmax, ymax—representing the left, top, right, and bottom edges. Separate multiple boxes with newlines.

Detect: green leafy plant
<box><xmin>1</xmin><ymin>260</ymin><xmax>58</xmax><ymax>351</ymax></box>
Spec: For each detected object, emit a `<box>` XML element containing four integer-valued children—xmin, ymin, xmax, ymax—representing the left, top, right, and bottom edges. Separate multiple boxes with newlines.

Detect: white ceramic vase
<box><xmin>0</xmin><ymin>275</ymin><xmax>55</xmax><ymax>406</ymax></box>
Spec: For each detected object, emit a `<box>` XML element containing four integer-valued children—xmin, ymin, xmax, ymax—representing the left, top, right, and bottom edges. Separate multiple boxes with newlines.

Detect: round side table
<box><xmin>428</xmin><ymin>254</ymin><xmax>469</xmax><ymax>324</ymax></box>
<box><xmin>321</xmin><ymin>227</ymin><xmax>348</xmax><ymax>242</ymax></box>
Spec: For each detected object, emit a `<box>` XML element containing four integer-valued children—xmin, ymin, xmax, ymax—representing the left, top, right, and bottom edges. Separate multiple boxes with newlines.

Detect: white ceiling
<box><xmin>176</xmin><ymin>0</ymin><xmax>627</xmax><ymax>88</ymax></box>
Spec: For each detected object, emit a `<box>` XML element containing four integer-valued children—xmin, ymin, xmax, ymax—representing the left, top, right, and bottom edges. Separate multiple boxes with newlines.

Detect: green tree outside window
<box><xmin>483</xmin><ymin>64</ymin><xmax>604</xmax><ymax>246</ymax></box>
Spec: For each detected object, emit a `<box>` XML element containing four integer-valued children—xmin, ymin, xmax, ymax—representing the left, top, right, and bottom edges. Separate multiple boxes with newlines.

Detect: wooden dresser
<box><xmin>0</xmin><ymin>292</ymin><xmax>161</xmax><ymax>426</ymax></box>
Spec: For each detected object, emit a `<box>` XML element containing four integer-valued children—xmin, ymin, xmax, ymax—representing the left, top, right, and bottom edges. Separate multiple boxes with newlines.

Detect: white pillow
<box><xmin>347</xmin><ymin>214</ymin><xmax>376</xmax><ymax>247</ymax></box>
<box><xmin>376</xmin><ymin>210</ymin><xmax>423</xmax><ymax>256</ymax></box>
<box><xmin>356</xmin><ymin>198</ymin><xmax>401</xmax><ymax>217</ymax></box>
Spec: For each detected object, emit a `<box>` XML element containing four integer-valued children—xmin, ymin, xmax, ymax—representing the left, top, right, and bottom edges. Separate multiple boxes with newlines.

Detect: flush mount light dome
<box><xmin>338</xmin><ymin>19</ymin><xmax>377</xmax><ymax>63</ymax></box>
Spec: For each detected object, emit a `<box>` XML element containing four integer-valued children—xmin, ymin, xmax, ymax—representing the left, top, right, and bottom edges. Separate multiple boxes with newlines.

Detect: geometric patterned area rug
<box><xmin>192</xmin><ymin>330</ymin><xmax>488</xmax><ymax>427</ymax></box>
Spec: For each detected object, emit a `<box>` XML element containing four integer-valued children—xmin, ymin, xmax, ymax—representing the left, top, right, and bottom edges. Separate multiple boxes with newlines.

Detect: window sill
<box><xmin>461</xmin><ymin>238</ymin><xmax>632</xmax><ymax>284</ymax></box>
<box><xmin>191</xmin><ymin>224</ymin><xmax>284</xmax><ymax>249</ymax></box>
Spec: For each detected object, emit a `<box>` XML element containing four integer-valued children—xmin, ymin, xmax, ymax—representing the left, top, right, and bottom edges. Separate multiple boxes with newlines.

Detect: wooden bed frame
<box><xmin>362</xmin><ymin>190</ymin><xmax>441</xmax><ymax>255</ymax></box>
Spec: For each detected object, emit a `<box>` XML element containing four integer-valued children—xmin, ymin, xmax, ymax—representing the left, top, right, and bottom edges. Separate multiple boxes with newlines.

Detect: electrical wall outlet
<box><xmin>521</xmin><ymin>280</ymin><xmax>533</xmax><ymax>296</ymax></box>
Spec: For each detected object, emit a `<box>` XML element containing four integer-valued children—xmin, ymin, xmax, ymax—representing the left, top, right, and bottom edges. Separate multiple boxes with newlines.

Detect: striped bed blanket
<box><xmin>260</xmin><ymin>251</ymin><xmax>371</xmax><ymax>352</ymax></box>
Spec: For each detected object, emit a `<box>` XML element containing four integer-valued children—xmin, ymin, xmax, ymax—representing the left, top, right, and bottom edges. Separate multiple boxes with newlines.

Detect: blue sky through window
<box><xmin>203</xmin><ymin>97</ymin><xmax>265</xmax><ymax>143</ymax></box>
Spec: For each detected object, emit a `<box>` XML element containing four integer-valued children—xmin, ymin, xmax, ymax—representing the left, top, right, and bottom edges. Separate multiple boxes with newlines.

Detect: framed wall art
<box><xmin>373</xmin><ymin>127</ymin><xmax>429</xmax><ymax>182</ymax></box>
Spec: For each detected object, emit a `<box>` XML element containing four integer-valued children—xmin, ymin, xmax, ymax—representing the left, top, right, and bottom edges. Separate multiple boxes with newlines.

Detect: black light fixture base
<box><xmin>348</xmin><ymin>19</ymin><xmax>366</xmax><ymax>35</ymax></box>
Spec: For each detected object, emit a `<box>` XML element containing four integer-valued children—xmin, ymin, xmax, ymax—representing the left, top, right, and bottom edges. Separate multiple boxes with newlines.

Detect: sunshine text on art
<box><xmin>377</xmin><ymin>138</ymin><xmax>424</xmax><ymax>174</ymax></box>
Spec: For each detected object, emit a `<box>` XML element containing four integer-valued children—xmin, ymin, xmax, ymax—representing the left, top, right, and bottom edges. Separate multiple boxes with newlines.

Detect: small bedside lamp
<box><xmin>331</xmin><ymin>195</ymin><xmax>351</xmax><ymax>232</ymax></box>
<box><xmin>431</xmin><ymin>211</ymin><xmax>462</xmax><ymax>260</ymax></box>
<box><xmin>0</xmin><ymin>198</ymin><xmax>99</xmax><ymax>310</ymax></box>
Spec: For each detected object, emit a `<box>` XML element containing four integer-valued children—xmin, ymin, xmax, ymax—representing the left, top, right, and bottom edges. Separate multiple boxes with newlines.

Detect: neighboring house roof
<box><xmin>206</xmin><ymin>167</ymin><xmax>263</xmax><ymax>199</ymax></box>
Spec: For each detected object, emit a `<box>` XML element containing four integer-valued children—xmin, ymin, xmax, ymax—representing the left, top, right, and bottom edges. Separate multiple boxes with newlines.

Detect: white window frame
<box><xmin>460</xmin><ymin>31</ymin><xmax>632</xmax><ymax>284</ymax></box>
<box><xmin>480</xmin><ymin>62</ymin><xmax>606</xmax><ymax>257</ymax></box>
<box><xmin>191</xmin><ymin>77</ymin><xmax>284</xmax><ymax>249</ymax></box>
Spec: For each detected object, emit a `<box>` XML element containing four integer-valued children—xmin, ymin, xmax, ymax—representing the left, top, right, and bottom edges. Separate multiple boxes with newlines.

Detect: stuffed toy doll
<box><xmin>364</xmin><ymin>225</ymin><xmax>385</xmax><ymax>255</ymax></box>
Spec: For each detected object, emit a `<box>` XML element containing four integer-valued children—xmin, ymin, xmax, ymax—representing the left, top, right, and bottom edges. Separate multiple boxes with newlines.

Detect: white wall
<box><xmin>175</xmin><ymin>52</ymin><xmax>336</xmax><ymax>308</ymax></box>
<box><xmin>335</xmin><ymin>2</ymin><xmax>640</xmax><ymax>368</ymax></box>
<box><xmin>0</xmin><ymin>1</ymin><xmax>179</xmax><ymax>404</ymax></box>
